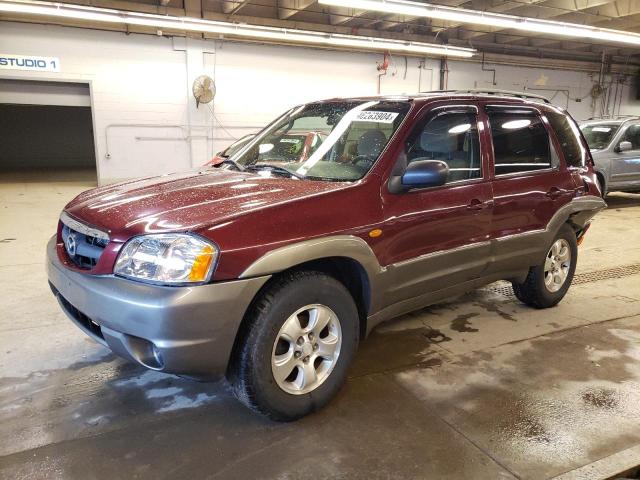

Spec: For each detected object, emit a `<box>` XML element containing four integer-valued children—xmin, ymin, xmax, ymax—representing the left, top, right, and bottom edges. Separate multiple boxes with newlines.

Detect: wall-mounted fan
<box><xmin>192</xmin><ymin>75</ymin><xmax>215</xmax><ymax>107</ymax></box>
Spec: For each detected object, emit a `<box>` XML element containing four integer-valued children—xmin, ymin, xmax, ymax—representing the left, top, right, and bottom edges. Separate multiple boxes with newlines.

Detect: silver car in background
<box><xmin>580</xmin><ymin>117</ymin><xmax>640</xmax><ymax>196</ymax></box>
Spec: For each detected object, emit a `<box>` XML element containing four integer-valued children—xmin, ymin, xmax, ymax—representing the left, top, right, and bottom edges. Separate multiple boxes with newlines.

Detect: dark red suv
<box><xmin>47</xmin><ymin>90</ymin><xmax>606</xmax><ymax>420</ymax></box>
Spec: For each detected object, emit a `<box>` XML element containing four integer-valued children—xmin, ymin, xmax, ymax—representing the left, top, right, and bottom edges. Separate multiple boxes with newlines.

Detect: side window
<box><xmin>487</xmin><ymin>110</ymin><xmax>552</xmax><ymax>176</ymax></box>
<box><xmin>623</xmin><ymin>124</ymin><xmax>640</xmax><ymax>150</ymax></box>
<box><xmin>545</xmin><ymin>110</ymin><xmax>586</xmax><ymax>167</ymax></box>
<box><xmin>405</xmin><ymin>110</ymin><xmax>482</xmax><ymax>183</ymax></box>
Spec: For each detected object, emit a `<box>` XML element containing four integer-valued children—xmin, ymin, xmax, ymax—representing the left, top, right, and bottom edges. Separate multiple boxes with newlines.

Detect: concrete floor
<box><xmin>1</xmin><ymin>170</ymin><xmax>640</xmax><ymax>479</ymax></box>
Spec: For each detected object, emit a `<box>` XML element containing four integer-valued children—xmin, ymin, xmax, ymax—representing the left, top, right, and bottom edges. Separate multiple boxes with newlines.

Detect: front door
<box><xmin>378</xmin><ymin>103</ymin><xmax>493</xmax><ymax>307</ymax></box>
<box><xmin>612</xmin><ymin>123</ymin><xmax>640</xmax><ymax>189</ymax></box>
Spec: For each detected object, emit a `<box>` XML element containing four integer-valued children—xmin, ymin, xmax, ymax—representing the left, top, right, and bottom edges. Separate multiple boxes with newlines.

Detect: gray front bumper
<box><xmin>46</xmin><ymin>236</ymin><xmax>270</xmax><ymax>379</ymax></box>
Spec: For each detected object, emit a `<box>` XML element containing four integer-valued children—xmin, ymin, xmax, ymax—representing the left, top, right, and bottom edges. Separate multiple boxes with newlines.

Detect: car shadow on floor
<box><xmin>605</xmin><ymin>192</ymin><xmax>640</xmax><ymax>209</ymax></box>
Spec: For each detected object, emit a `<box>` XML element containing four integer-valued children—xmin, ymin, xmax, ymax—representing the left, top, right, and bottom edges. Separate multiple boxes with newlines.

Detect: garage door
<box><xmin>0</xmin><ymin>79</ymin><xmax>96</xmax><ymax>177</ymax></box>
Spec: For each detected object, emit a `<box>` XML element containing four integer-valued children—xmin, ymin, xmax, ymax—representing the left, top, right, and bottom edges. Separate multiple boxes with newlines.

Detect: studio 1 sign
<box><xmin>0</xmin><ymin>54</ymin><xmax>60</xmax><ymax>72</ymax></box>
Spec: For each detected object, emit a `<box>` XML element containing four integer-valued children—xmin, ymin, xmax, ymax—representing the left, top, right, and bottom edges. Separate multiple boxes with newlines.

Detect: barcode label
<box><xmin>354</xmin><ymin>111</ymin><xmax>399</xmax><ymax>123</ymax></box>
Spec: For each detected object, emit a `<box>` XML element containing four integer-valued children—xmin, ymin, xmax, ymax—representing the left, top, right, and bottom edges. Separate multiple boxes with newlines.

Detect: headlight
<box><xmin>114</xmin><ymin>234</ymin><xmax>218</xmax><ymax>284</ymax></box>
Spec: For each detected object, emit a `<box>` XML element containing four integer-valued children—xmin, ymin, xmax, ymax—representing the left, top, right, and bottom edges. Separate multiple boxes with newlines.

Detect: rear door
<box><xmin>379</xmin><ymin>102</ymin><xmax>493</xmax><ymax>307</ymax></box>
<box><xmin>483</xmin><ymin>104</ymin><xmax>576</xmax><ymax>275</ymax></box>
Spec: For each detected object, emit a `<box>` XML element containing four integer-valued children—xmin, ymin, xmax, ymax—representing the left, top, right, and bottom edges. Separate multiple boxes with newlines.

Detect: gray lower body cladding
<box><xmin>46</xmin><ymin>236</ymin><xmax>270</xmax><ymax>379</ymax></box>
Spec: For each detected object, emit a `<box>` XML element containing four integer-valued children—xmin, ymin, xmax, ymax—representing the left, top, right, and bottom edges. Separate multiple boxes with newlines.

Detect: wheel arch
<box><xmin>241</xmin><ymin>253</ymin><xmax>375</xmax><ymax>336</ymax></box>
<box><xmin>226</xmin><ymin>236</ymin><xmax>382</xmax><ymax>378</ymax></box>
<box><xmin>239</xmin><ymin>235</ymin><xmax>381</xmax><ymax>323</ymax></box>
<box><xmin>240</xmin><ymin>235</ymin><xmax>382</xmax><ymax>282</ymax></box>
<box><xmin>547</xmin><ymin>195</ymin><xmax>607</xmax><ymax>238</ymax></box>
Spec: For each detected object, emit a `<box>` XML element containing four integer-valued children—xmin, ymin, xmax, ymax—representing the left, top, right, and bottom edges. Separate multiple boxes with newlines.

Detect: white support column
<box><xmin>175</xmin><ymin>37</ymin><xmax>216</xmax><ymax>168</ymax></box>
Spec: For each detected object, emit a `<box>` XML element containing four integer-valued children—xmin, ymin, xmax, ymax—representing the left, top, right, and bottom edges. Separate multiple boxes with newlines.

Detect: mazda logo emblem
<box><xmin>65</xmin><ymin>233</ymin><xmax>77</xmax><ymax>257</ymax></box>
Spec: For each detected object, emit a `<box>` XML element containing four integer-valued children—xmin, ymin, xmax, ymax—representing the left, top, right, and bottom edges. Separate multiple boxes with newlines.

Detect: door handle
<box><xmin>546</xmin><ymin>187</ymin><xmax>563</xmax><ymax>199</ymax></box>
<box><xmin>467</xmin><ymin>198</ymin><xmax>491</xmax><ymax>211</ymax></box>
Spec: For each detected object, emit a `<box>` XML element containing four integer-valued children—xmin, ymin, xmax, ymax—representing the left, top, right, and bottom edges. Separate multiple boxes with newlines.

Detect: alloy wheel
<box><xmin>544</xmin><ymin>238</ymin><xmax>571</xmax><ymax>293</ymax></box>
<box><xmin>271</xmin><ymin>304</ymin><xmax>342</xmax><ymax>395</ymax></box>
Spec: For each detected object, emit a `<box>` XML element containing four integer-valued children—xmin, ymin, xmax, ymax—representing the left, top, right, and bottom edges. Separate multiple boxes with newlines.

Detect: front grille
<box><xmin>60</xmin><ymin>215</ymin><xmax>109</xmax><ymax>269</ymax></box>
<box><xmin>51</xmin><ymin>283</ymin><xmax>104</xmax><ymax>341</ymax></box>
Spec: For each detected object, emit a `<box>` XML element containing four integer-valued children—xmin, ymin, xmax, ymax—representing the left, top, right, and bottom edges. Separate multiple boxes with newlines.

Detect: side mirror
<box><xmin>388</xmin><ymin>160</ymin><xmax>449</xmax><ymax>194</ymax></box>
<box><xmin>616</xmin><ymin>140</ymin><xmax>632</xmax><ymax>153</ymax></box>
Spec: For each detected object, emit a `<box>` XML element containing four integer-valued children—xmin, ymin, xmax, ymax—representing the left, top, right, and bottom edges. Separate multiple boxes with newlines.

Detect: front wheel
<box><xmin>512</xmin><ymin>224</ymin><xmax>578</xmax><ymax>309</ymax></box>
<box><xmin>228</xmin><ymin>271</ymin><xmax>359</xmax><ymax>421</ymax></box>
<box><xmin>596</xmin><ymin>173</ymin><xmax>607</xmax><ymax>198</ymax></box>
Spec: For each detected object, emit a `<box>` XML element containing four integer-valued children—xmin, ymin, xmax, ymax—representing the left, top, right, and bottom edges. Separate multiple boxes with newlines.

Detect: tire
<box><xmin>228</xmin><ymin>270</ymin><xmax>359</xmax><ymax>421</ymax></box>
<box><xmin>512</xmin><ymin>224</ymin><xmax>578</xmax><ymax>309</ymax></box>
<box><xmin>596</xmin><ymin>173</ymin><xmax>607</xmax><ymax>198</ymax></box>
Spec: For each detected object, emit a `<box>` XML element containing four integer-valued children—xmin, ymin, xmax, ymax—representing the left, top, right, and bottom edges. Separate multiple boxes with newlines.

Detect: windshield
<box><xmin>580</xmin><ymin>123</ymin><xmax>621</xmax><ymax>150</ymax></box>
<box><xmin>229</xmin><ymin>100</ymin><xmax>410</xmax><ymax>181</ymax></box>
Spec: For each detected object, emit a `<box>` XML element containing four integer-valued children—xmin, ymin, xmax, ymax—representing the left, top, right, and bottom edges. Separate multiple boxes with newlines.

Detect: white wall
<box><xmin>442</xmin><ymin>60</ymin><xmax>637</xmax><ymax>121</ymax></box>
<box><xmin>0</xmin><ymin>79</ymin><xmax>90</xmax><ymax>106</ymax></box>
<box><xmin>1</xmin><ymin>21</ymin><xmax>638</xmax><ymax>183</ymax></box>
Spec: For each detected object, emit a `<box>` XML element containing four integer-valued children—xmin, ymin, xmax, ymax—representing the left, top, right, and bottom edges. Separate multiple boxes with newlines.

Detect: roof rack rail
<box><xmin>451</xmin><ymin>89</ymin><xmax>551</xmax><ymax>104</ymax></box>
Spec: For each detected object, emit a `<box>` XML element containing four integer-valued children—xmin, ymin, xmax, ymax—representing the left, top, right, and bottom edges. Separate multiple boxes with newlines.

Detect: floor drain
<box><xmin>487</xmin><ymin>264</ymin><xmax>640</xmax><ymax>297</ymax></box>
<box><xmin>487</xmin><ymin>284</ymin><xmax>516</xmax><ymax>297</ymax></box>
<box><xmin>573</xmin><ymin>264</ymin><xmax>640</xmax><ymax>285</ymax></box>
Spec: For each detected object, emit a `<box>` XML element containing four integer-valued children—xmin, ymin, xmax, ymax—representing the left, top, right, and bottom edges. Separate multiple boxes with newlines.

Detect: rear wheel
<box><xmin>512</xmin><ymin>224</ymin><xmax>577</xmax><ymax>309</ymax></box>
<box><xmin>228</xmin><ymin>270</ymin><xmax>359</xmax><ymax>421</ymax></box>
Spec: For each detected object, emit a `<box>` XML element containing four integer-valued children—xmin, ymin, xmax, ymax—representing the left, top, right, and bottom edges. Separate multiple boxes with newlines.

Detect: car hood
<box><xmin>64</xmin><ymin>168</ymin><xmax>348</xmax><ymax>241</ymax></box>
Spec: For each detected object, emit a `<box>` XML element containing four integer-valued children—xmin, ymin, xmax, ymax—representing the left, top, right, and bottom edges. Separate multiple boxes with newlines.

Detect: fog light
<box><xmin>122</xmin><ymin>335</ymin><xmax>165</xmax><ymax>370</ymax></box>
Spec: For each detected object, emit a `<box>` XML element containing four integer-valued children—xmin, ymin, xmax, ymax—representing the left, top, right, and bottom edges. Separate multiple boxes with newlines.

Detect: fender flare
<box><xmin>547</xmin><ymin>195</ymin><xmax>606</xmax><ymax>237</ymax></box>
<box><xmin>240</xmin><ymin>235</ymin><xmax>383</xmax><ymax>285</ymax></box>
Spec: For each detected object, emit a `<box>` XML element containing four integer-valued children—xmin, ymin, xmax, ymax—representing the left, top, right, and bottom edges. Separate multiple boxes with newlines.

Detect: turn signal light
<box><xmin>189</xmin><ymin>245</ymin><xmax>215</xmax><ymax>281</ymax></box>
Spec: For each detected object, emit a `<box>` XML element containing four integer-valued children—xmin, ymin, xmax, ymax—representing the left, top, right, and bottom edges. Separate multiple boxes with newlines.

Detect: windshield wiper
<box><xmin>245</xmin><ymin>164</ymin><xmax>304</xmax><ymax>180</ymax></box>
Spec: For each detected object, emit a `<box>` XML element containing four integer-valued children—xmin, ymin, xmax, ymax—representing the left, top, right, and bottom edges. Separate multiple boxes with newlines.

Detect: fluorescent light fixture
<box><xmin>318</xmin><ymin>0</ymin><xmax>640</xmax><ymax>47</ymax></box>
<box><xmin>0</xmin><ymin>0</ymin><xmax>475</xmax><ymax>57</ymax></box>
<box><xmin>448</xmin><ymin>123</ymin><xmax>471</xmax><ymax>133</ymax></box>
<box><xmin>502</xmin><ymin>119</ymin><xmax>531</xmax><ymax>129</ymax></box>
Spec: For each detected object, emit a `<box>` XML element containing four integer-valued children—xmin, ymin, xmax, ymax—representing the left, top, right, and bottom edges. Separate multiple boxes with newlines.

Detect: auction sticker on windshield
<box><xmin>354</xmin><ymin>111</ymin><xmax>399</xmax><ymax>123</ymax></box>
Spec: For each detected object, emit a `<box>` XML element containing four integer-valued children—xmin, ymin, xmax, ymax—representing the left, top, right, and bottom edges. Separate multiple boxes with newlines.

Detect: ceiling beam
<box><xmin>325</xmin><ymin>5</ymin><xmax>367</xmax><ymax>24</ymax></box>
<box><xmin>277</xmin><ymin>0</ymin><xmax>316</xmax><ymax>19</ymax></box>
<box><xmin>221</xmin><ymin>0</ymin><xmax>250</xmax><ymax>14</ymax></box>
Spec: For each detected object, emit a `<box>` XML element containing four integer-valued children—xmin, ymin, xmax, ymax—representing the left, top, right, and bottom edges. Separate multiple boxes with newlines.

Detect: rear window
<box><xmin>546</xmin><ymin>110</ymin><xmax>586</xmax><ymax>167</ymax></box>
<box><xmin>487</xmin><ymin>110</ymin><xmax>552</xmax><ymax>176</ymax></box>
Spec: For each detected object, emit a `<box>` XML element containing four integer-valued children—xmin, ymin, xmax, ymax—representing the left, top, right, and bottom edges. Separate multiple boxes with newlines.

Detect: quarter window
<box><xmin>487</xmin><ymin>110</ymin><xmax>552</xmax><ymax>175</ymax></box>
<box><xmin>405</xmin><ymin>111</ymin><xmax>482</xmax><ymax>183</ymax></box>
<box><xmin>546</xmin><ymin>110</ymin><xmax>586</xmax><ymax>167</ymax></box>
